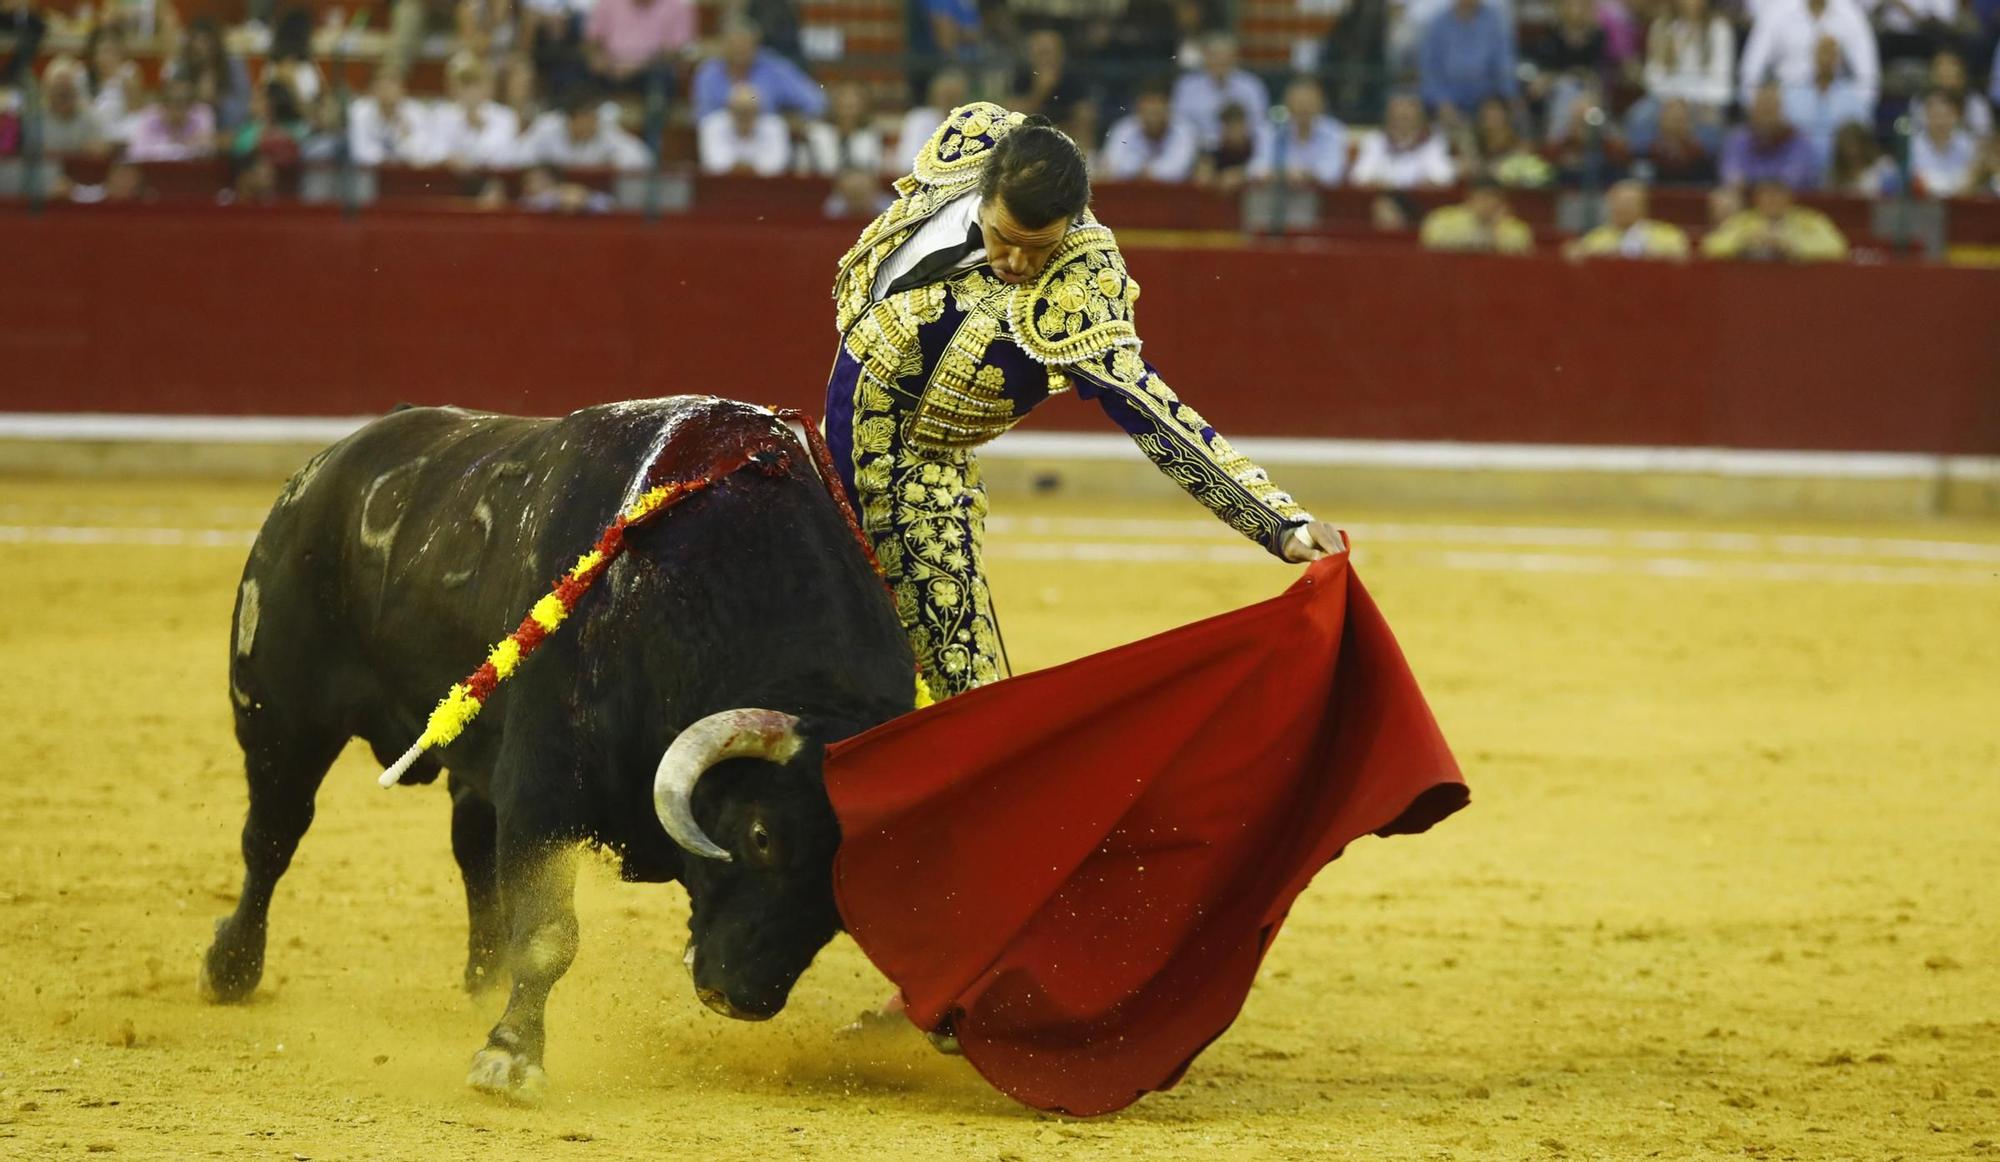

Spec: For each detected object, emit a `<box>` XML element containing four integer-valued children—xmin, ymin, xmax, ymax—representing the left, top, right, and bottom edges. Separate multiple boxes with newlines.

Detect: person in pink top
<box><xmin>126</xmin><ymin>77</ymin><xmax>218</xmax><ymax>162</ymax></box>
<box><xmin>585</xmin><ymin>0</ymin><xmax>696</xmax><ymax>93</ymax></box>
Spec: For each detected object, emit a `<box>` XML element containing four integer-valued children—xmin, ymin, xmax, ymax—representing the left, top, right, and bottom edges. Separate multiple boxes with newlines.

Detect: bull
<box><xmin>199</xmin><ymin>397</ymin><xmax>915</xmax><ymax>1099</ymax></box>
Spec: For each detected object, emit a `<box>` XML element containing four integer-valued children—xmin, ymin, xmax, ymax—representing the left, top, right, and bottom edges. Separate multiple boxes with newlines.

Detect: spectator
<box><xmin>1565</xmin><ymin>179</ymin><xmax>1691</xmax><ymax>259</ymax></box>
<box><xmin>1701</xmin><ymin>178</ymin><xmax>1849</xmax><ymax>260</ymax></box>
<box><xmin>824</xmin><ymin>165</ymin><xmax>892</xmax><ymax>218</ymax></box>
<box><xmin>1101</xmin><ymin>78</ymin><xmax>1200</xmax><ymax>181</ymax></box>
<box><xmin>891</xmin><ymin>67</ymin><xmax>967</xmax><ymax>174</ymax></box>
<box><xmin>1739</xmin><ymin>0</ymin><xmax>1878</xmax><ymax>107</ymax></box>
<box><xmin>37</xmin><ymin>56</ymin><xmax>109</xmax><ymax>158</ymax></box>
<box><xmin>1417</xmin><ymin>0</ymin><xmax>1519</xmax><ymax>126</ymax></box>
<box><xmin>1420</xmin><ymin>177</ymin><xmax>1533</xmax><ymax>252</ymax></box>
<box><xmin>802</xmin><ymin>81</ymin><xmax>884</xmax><ymax>176</ymax></box>
<box><xmin>264</xmin><ymin>7</ymin><xmax>324</xmax><ymax>106</ymax></box>
<box><xmin>1642</xmin><ymin>0</ymin><xmax>1734</xmax><ymax>124</ymax></box>
<box><xmin>1194</xmin><ymin>102</ymin><xmax>1256</xmax><ymax>190</ymax></box>
<box><xmin>1247</xmin><ymin>76</ymin><xmax>1351</xmax><ymax>187</ymax></box>
<box><xmin>691</xmin><ymin>18</ymin><xmax>827</xmax><ymax>122</ymax></box>
<box><xmin>584</xmin><ymin>0</ymin><xmax>694</xmax><ymax>95</ymax></box>
<box><xmin>427</xmin><ymin>55</ymin><xmax>522</xmax><ymax>170</ymax></box>
<box><xmin>698</xmin><ymin>81</ymin><xmax>791</xmax><ymax>175</ymax></box>
<box><xmin>517</xmin><ymin>89</ymin><xmax>652</xmax><ymax>169</ymax></box>
<box><xmin>1864</xmin><ymin>0</ymin><xmax>1953</xmax><ymax>67</ymax></box>
<box><xmin>1826</xmin><ymin>119</ymin><xmax>1901</xmax><ymax>194</ymax></box>
<box><xmin>127</xmin><ymin>76</ymin><xmax>217</xmax><ymax>162</ymax></box>
<box><xmin>1930</xmin><ymin>49</ymin><xmax>1993</xmax><ymax>137</ymax></box>
<box><xmin>84</xmin><ymin>22</ymin><xmax>141</xmax><ymax>142</ymax></box>
<box><xmin>1783</xmin><ymin>35</ymin><xmax>1875</xmax><ymax>161</ymax></box>
<box><xmin>519</xmin><ymin>163</ymin><xmax>619</xmax><ymax>212</ymax></box>
<box><xmin>1721</xmin><ymin>83</ymin><xmax>1825</xmax><ymax>189</ymax></box>
<box><xmin>163</xmin><ymin>11</ymin><xmax>251</xmax><ymax>132</ymax></box>
<box><xmin>349</xmin><ymin>71</ymin><xmax>434</xmax><ymax>167</ymax></box>
<box><xmin>1458</xmin><ymin>95</ymin><xmax>1554</xmax><ymax>185</ymax></box>
<box><xmin>1011</xmin><ymin>29</ymin><xmax>1091</xmax><ymax>123</ymax></box>
<box><xmin>1062</xmin><ymin>98</ymin><xmax>1102</xmax><ymax>173</ymax></box>
<box><xmin>1170</xmin><ymin>33</ymin><xmax>1270</xmax><ymax>147</ymax></box>
<box><xmin>501</xmin><ymin>58</ymin><xmax>547</xmax><ymax>125</ymax></box>
<box><xmin>457</xmin><ymin>0</ymin><xmax>520</xmax><ymax>70</ymax></box>
<box><xmin>1543</xmin><ymin>87</ymin><xmax>1631</xmax><ymax>184</ymax></box>
<box><xmin>521</xmin><ymin>0</ymin><xmax>591</xmax><ymax>94</ymax></box>
<box><xmin>745</xmin><ymin>0</ymin><xmax>806</xmax><ymax>65</ymax></box>
<box><xmin>1971</xmin><ymin>135</ymin><xmax>2000</xmax><ymax>196</ymax></box>
<box><xmin>1</xmin><ymin>0</ymin><xmax>47</xmax><ymax>88</ymax></box>
<box><xmin>1321</xmin><ymin>0</ymin><xmax>1392</xmax><ymax>118</ymax></box>
<box><xmin>1636</xmin><ymin>96</ymin><xmax>1718</xmax><ymax>185</ymax></box>
<box><xmin>1352</xmin><ymin>91</ymin><xmax>1456</xmax><ymax>186</ymax></box>
<box><xmin>911</xmin><ymin>0</ymin><xmax>982</xmax><ymax>73</ymax></box>
<box><xmin>230</xmin><ymin>78</ymin><xmax>308</xmax><ymax>164</ymax></box>
<box><xmin>1525</xmin><ymin>0</ymin><xmax>1610</xmax><ymax>133</ymax></box>
<box><xmin>1908</xmin><ymin>88</ymin><xmax>1979</xmax><ymax>194</ymax></box>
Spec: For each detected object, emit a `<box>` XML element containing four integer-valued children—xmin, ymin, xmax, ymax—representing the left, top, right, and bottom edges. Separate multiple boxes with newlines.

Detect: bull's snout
<box><xmin>684</xmin><ymin>940</ymin><xmax>779</xmax><ymax>1021</ymax></box>
<box><xmin>697</xmin><ymin>985</ymin><xmax>776</xmax><ymax>1022</ymax></box>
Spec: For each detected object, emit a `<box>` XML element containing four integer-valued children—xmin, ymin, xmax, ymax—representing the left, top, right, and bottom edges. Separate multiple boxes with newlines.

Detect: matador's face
<box><xmin>978</xmin><ymin>197</ymin><xmax>1068</xmax><ymax>286</ymax></box>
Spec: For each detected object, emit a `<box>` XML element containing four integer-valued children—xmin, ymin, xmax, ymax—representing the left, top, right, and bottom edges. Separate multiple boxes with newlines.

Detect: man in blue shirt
<box><xmin>690</xmin><ymin>18</ymin><xmax>827</xmax><ymax>121</ymax></box>
<box><xmin>1418</xmin><ymin>0</ymin><xmax>1519</xmax><ymax>124</ymax></box>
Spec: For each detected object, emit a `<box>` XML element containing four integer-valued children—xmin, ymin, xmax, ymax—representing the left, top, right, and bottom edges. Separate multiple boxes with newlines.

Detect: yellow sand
<box><xmin>0</xmin><ymin>478</ymin><xmax>1995</xmax><ymax>1160</ymax></box>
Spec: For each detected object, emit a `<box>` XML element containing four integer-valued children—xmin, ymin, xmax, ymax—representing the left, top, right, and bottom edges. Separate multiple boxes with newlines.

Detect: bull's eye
<box><xmin>749</xmin><ymin>821</ymin><xmax>772</xmax><ymax>855</ymax></box>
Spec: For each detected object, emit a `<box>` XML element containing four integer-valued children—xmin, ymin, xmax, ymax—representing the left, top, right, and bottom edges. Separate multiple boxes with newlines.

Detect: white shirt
<box><xmin>516</xmin><ymin>111</ymin><xmax>652</xmax><ymax>170</ymax></box>
<box><xmin>696</xmin><ymin>109</ymin><xmax>792</xmax><ymax>176</ymax></box>
<box><xmin>1643</xmin><ymin>16</ymin><xmax>1735</xmax><ymax>110</ymax></box>
<box><xmin>1739</xmin><ymin>0</ymin><xmax>1879</xmax><ymax>105</ymax></box>
<box><xmin>870</xmin><ymin>191</ymin><xmax>984</xmax><ymax>302</ymax></box>
<box><xmin>892</xmin><ymin>105</ymin><xmax>947</xmax><ymax>175</ymax></box>
<box><xmin>801</xmin><ymin>122</ymin><xmax>884</xmax><ymax>176</ymax></box>
<box><xmin>1247</xmin><ymin>116</ymin><xmax>1351</xmax><ymax>186</ymax></box>
<box><xmin>1100</xmin><ymin>114</ymin><xmax>1200</xmax><ymax>182</ymax></box>
<box><xmin>1350</xmin><ymin>130</ymin><xmax>1456</xmax><ymax>188</ymax></box>
<box><xmin>348</xmin><ymin>97</ymin><xmax>434</xmax><ymax>167</ymax></box>
<box><xmin>1169</xmin><ymin>69</ymin><xmax>1271</xmax><ymax>147</ymax></box>
<box><xmin>1910</xmin><ymin>128</ymin><xmax>1978</xmax><ymax>196</ymax></box>
<box><xmin>424</xmin><ymin>101</ymin><xmax>521</xmax><ymax>168</ymax></box>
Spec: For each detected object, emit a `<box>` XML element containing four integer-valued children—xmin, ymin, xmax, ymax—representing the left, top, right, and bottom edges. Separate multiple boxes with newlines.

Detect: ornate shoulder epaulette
<box><xmin>1008</xmin><ymin>224</ymin><xmax>1141</xmax><ymax>366</ymax></box>
<box><xmin>912</xmin><ymin>102</ymin><xmax>1025</xmax><ymax>190</ymax></box>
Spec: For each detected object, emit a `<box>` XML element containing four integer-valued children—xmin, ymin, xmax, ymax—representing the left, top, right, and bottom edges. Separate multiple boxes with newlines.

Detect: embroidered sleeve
<box><xmin>1066</xmin><ymin>348</ymin><xmax>1312</xmax><ymax>557</ymax></box>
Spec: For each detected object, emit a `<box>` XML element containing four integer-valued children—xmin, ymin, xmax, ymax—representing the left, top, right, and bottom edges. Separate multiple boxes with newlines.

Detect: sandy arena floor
<box><xmin>0</xmin><ymin>477</ymin><xmax>1995</xmax><ymax>1161</ymax></box>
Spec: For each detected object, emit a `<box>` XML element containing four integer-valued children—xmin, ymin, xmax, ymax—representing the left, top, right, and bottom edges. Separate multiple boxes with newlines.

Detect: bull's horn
<box><xmin>652</xmin><ymin>709</ymin><xmax>804</xmax><ymax>861</ymax></box>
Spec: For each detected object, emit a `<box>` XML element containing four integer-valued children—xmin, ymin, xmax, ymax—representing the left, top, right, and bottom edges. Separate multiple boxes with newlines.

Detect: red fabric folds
<box><xmin>822</xmin><ymin>551</ymin><xmax>1469</xmax><ymax>1117</ymax></box>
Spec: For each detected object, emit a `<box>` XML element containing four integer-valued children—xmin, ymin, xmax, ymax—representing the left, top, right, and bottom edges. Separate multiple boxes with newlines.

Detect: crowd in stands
<box><xmin>2</xmin><ymin>0</ymin><xmax>1999</xmax><ymax>256</ymax></box>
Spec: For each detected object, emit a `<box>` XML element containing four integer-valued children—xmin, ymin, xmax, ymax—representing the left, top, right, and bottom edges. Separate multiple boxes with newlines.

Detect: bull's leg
<box><xmin>466</xmin><ymin>835</ymin><xmax>578</xmax><ymax>1102</ymax></box>
<box><xmin>448</xmin><ymin>774</ymin><xmax>505</xmax><ymax>995</ymax></box>
<box><xmin>200</xmin><ymin>725</ymin><xmax>344</xmax><ymax>1003</ymax></box>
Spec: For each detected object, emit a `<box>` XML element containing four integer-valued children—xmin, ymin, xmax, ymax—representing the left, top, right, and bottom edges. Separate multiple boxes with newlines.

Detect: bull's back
<box><xmin>232</xmin><ymin>397</ymin><xmax>798</xmax><ymax>744</ymax></box>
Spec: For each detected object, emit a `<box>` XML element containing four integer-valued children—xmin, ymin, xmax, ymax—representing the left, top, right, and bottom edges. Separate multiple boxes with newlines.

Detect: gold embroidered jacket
<box><xmin>826</xmin><ymin>102</ymin><xmax>1311</xmax><ymax>556</ymax></box>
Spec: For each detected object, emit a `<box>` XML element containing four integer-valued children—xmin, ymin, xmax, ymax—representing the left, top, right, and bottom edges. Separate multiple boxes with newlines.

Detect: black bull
<box><xmin>200</xmin><ymin>397</ymin><xmax>915</xmax><ymax>1099</ymax></box>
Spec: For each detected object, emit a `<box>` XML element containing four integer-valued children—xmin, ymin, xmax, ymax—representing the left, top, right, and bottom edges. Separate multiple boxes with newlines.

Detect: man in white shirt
<box><xmin>348</xmin><ymin>71</ymin><xmax>434</xmax><ymax>167</ymax></box>
<box><xmin>1169</xmin><ymin>33</ymin><xmax>1270</xmax><ymax>147</ymax></box>
<box><xmin>1247</xmin><ymin>77</ymin><xmax>1350</xmax><ymax>187</ymax></box>
<box><xmin>1782</xmin><ymin>34</ymin><xmax>1875</xmax><ymax>161</ymax></box>
<box><xmin>890</xmin><ymin>67</ymin><xmax>968</xmax><ymax>175</ymax></box>
<box><xmin>698</xmin><ymin>81</ymin><xmax>792</xmax><ymax>176</ymax></box>
<box><xmin>1100</xmin><ymin>81</ymin><xmax>1200</xmax><ymax>182</ymax></box>
<box><xmin>1350</xmin><ymin>92</ymin><xmax>1456</xmax><ymax>187</ymax></box>
<box><xmin>1739</xmin><ymin>0</ymin><xmax>1879</xmax><ymax>106</ymax></box>
<box><xmin>425</xmin><ymin>56</ymin><xmax>521</xmax><ymax>169</ymax></box>
<box><xmin>516</xmin><ymin>92</ymin><xmax>652</xmax><ymax>170</ymax></box>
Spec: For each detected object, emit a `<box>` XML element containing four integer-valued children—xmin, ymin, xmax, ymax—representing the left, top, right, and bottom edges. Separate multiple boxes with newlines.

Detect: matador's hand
<box><xmin>1281</xmin><ymin>521</ymin><xmax>1346</xmax><ymax>562</ymax></box>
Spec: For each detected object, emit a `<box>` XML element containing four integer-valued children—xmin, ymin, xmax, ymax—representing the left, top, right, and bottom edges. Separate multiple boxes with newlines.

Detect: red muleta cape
<box><xmin>822</xmin><ymin>550</ymin><xmax>1468</xmax><ymax>1117</ymax></box>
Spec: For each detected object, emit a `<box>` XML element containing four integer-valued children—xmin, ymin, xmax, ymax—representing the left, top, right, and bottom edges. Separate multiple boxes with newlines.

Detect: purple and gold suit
<box><xmin>825</xmin><ymin>103</ymin><xmax>1314</xmax><ymax>702</ymax></box>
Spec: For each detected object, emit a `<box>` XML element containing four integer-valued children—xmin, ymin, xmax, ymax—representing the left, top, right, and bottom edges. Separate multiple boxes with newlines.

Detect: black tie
<box><xmin>885</xmin><ymin>221</ymin><xmax>986</xmax><ymax>296</ymax></box>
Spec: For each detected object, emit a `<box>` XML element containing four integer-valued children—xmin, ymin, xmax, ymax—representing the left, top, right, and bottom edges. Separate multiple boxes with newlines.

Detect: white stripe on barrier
<box><xmin>3</xmin><ymin>413</ymin><xmax>1994</xmax><ymax>482</ymax></box>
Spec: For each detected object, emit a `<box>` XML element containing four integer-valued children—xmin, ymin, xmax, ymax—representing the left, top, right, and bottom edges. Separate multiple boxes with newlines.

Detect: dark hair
<box><xmin>265</xmin><ymin>78</ymin><xmax>301</xmax><ymax>124</ymax></box>
<box><xmin>271</xmin><ymin>7</ymin><xmax>314</xmax><ymax>62</ymax></box>
<box><xmin>980</xmin><ymin>114</ymin><xmax>1090</xmax><ymax>228</ymax></box>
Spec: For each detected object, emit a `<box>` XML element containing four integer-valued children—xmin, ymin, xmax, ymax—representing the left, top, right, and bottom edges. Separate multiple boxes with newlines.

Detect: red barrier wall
<box><xmin>2</xmin><ymin>205</ymin><xmax>1996</xmax><ymax>454</ymax></box>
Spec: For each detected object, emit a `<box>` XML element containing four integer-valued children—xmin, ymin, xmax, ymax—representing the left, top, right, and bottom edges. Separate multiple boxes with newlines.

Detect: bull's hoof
<box><xmin>467</xmin><ymin>1046</ymin><xmax>549</xmax><ymax>1104</ymax></box>
<box><xmin>199</xmin><ymin>918</ymin><xmax>263</xmax><ymax>1004</ymax></box>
